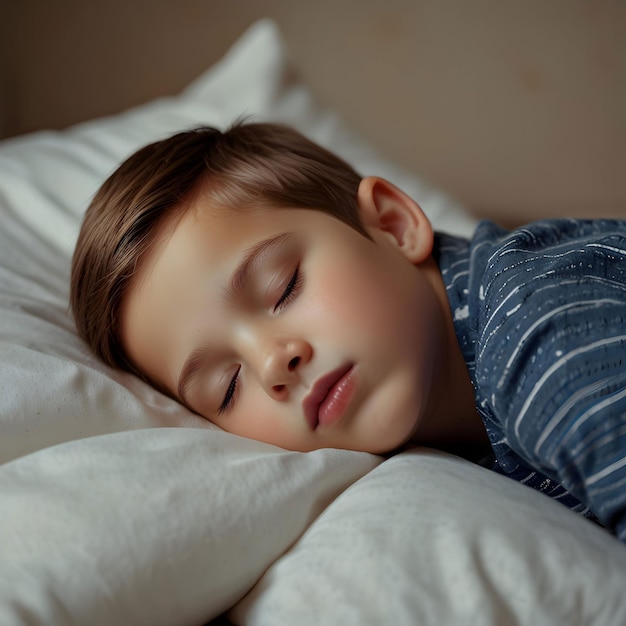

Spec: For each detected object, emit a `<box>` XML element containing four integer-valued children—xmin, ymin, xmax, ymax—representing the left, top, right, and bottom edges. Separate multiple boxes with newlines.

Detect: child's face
<box><xmin>121</xmin><ymin>177</ymin><xmax>447</xmax><ymax>454</ymax></box>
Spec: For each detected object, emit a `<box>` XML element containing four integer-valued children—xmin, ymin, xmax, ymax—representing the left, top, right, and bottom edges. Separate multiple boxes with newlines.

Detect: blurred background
<box><xmin>1</xmin><ymin>0</ymin><xmax>624</xmax><ymax>226</ymax></box>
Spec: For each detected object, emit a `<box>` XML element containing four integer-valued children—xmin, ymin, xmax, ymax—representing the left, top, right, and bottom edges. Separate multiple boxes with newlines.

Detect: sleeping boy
<box><xmin>71</xmin><ymin>122</ymin><xmax>626</xmax><ymax>542</ymax></box>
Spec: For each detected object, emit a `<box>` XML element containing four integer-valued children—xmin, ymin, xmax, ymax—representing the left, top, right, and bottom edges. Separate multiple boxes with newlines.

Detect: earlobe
<box><xmin>357</xmin><ymin>176</ymin><xmax>434</xmax><ymax>264</ymax></box>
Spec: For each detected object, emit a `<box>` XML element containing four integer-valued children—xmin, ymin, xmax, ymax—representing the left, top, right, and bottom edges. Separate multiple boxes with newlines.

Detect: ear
<box><xmin>357</xmin><ymin>176</ymin><xmax>434</xmax><ymax>264</ymax></box>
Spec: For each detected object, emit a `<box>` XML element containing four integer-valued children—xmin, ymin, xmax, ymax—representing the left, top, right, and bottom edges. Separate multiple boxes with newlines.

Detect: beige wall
<box><xmin>3</xmin><ymin>0</ymin><xmax>625</xmax><ymax>225</ymax></box>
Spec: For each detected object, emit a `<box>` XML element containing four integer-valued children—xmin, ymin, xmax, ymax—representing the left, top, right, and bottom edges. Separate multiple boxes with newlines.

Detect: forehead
<box><xmin>119</xmin><ymin>203</ymin><xmax>253</xmax><ymax>378</ymax></box>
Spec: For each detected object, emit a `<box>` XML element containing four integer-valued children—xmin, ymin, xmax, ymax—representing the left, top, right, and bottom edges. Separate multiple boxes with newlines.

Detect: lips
<box><xmin>303</xmin><ymin>363</ymin><xmax>355</xmax><ymax>430</ymax></box>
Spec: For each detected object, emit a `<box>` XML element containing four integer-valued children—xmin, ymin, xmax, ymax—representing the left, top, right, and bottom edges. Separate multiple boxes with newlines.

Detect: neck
<box><xmin>409</xmin><ymin>258</ymin><xmax>490</xmax><ymax>456</ymax></box>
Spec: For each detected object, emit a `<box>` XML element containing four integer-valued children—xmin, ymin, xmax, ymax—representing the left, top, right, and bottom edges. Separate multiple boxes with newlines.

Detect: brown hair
<box><xmin>70</xmin><ymin>121</ymin><xmax>365</xmax><ymax>375</ymax></box>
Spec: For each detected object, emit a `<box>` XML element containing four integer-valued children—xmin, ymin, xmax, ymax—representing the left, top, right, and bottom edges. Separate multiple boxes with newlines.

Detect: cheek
<box><xmin>219</xmin><ymin>396</ymin><xmax>284</xmax><ymax>444</ymax></box>
<box><xmin>228</xmin><ymin>407</ymin><xmax>313</xmax><ymax>452</ymax></box>
<box><xmin>308</xmin><ymin>253</ymin><xmax>418</xmax><ymax>341</ymax></box>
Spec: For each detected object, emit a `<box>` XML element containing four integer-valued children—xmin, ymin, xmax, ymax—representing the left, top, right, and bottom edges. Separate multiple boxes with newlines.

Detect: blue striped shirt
<box><xmin>434</xmin><ymin>220</ymin><xmax>626</xmax><ymax>541</ymax></box>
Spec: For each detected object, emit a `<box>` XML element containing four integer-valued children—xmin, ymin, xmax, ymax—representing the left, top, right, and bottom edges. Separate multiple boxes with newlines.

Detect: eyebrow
<box><xmin>176</xmin><ymin>231</ymin><xmax>294</xmax><ymax>405</ymax></box>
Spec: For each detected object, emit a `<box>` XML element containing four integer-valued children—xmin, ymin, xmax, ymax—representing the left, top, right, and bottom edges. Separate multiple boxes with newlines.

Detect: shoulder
<box><xmin>469</xmin><ymin>218</ymin><xmax>626</xmax><ymax>324</ymax></box>
<box><xmin>470</xmin><ymin>217</ymin><xmax>626</xmax><ymax>253</ymax></box>
<box><xmin>470</xmin><ymin>218</ymin><xmax>626</xmax><ymax>280</ymax></box>
<box><xmin>471</xmin><ymin>219</ymin><xmax>626</xmax><ymax>454</ymax></box>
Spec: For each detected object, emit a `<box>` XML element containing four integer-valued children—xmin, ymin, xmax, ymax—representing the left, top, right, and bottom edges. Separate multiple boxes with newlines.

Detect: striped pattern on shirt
<box><xmin>435</xmin><ymin>219</ymin><xmax>626</xmax><ymax>541</ymax></box>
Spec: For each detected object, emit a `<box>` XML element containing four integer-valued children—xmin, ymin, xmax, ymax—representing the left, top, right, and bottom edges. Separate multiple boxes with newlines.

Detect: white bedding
<box><xmin>1</xmin><ymin>19</ymin><xmax>625</xmax><ymax>626</ymax></box>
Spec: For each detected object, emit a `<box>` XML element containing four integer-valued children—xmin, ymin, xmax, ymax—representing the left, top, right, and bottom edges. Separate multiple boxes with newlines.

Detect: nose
<box><xmin>257</xmin><ymin>338</ymin><xmax>312</xmax><ymax>399</ymax></box>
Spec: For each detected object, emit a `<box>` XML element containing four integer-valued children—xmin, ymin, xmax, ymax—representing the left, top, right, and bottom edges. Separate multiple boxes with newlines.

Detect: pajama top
<box><xmin>434</xmin><ymin>219</ymin><xmax>626</xmax><ymax>541</ymax></box>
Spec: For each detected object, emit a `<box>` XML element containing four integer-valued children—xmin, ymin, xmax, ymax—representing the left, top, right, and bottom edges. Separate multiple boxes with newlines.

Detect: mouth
<box><xmin>303</xmin><ymin>363</ymin><xmax>356</xmax><ymax>430</ymax></box>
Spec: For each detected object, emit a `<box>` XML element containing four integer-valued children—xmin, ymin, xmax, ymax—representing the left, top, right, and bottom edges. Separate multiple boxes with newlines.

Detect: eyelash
<box><xmin>218</xmin><ymin>366</ymin><xmax>240</xmax><ymax>415</ymax></box>
<box><xmin>273</xmin><ymin>266</ymin><xmax>303</xmax><ymax>313</ymax></box>
<box><xmin>218</xmin><ymin>266</ymin><xmax>303</xmax><ymax>414</ymax></box>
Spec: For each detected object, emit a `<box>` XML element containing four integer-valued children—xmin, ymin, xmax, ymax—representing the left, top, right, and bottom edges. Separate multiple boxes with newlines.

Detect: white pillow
<box><xmin>231</xmin><ymin>449</ymin><xmax>626</xmax><ymax>626</ymax></box>
<box><xmin>0</xmin><ymin>429</ymin><xmax>379</xmax><ymax>625</ymax></box>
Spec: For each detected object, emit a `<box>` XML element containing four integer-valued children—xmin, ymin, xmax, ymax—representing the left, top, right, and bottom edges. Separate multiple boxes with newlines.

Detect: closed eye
<box><xmin>274</xmin><ymin>266</ymin><xmax>303</xmax><ymax>312</ymax></box>
<box><xmin>218</xmin><ymin>366</ymin><xmax>240</xmax><ymax>415</ymax></box>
